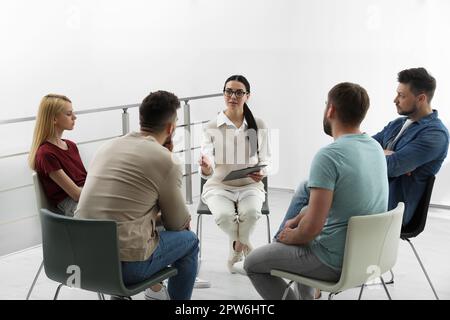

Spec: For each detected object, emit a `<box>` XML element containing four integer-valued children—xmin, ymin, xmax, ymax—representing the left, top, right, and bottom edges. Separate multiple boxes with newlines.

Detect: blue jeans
<box><xmin>274</xmin><ymin>180</ymin><xmax>310</xmax><ymax>239</ymax></box>
<box><xmin>121</xmin><ymin>230</ymin><xmax>199</xmax><ymax>300</ymax></box>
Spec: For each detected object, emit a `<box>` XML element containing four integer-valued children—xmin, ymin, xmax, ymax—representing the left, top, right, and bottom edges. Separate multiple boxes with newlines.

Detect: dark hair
<box><xmin>328</xmin><ymin>82</ymin><xmax>370</xmax><ymax>127</ymax></box>
<box><xmin>223</xmin><ymin>75</ymin><xmax>258</xmax><ymax>156</ymax></box>
<box><xmin>397</xmin><ymin>67</ymin><xmax>436</xmax><ymax>102</ymax></box>
<box><xmin>139</xmin><ymin>90</ymin><xmax>180</xmax><ymax>133</ymax></box>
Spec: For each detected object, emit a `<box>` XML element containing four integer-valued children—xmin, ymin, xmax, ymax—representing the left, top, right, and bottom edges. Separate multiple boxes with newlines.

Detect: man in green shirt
<box><xmin>244</xmin><ymin>82</ymin><xmax>389</xmax><ymax>300</ymax></box>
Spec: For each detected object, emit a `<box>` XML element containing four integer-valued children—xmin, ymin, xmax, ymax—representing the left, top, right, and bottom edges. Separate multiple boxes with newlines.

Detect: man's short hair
<box><xmin>328</xmin><ymin>82</ymin><xmax>370</xmax><ymax>127</ymax></box>
<box><xmin>398</xmin><ymin>67</ymin><xmax>436</xmax><ymax>102</ymax></box>
<box><xmin>139</xmin><ymin>91</ymin><xmax>180</xmax><ymax>133</ymax></box>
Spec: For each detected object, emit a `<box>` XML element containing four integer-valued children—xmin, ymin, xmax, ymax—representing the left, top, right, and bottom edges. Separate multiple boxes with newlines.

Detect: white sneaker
<box><xmin>194</xmin><ymin>277</ymin><xmax>211</xmax><ymax>289</ymax></box>
<box><xmin>144</xmin><ymin>284</ymin><xmax>170</xmax><ymax>300</ymax></box>
<box><xmin>227</xmin><ymin>241</ymin><xmax>244</xmax><ymax>273</ymax></box>
<box><xmin>229</xmin><ymin>261</ymin><xmax>248</xmax><ymax>276</ymax></box>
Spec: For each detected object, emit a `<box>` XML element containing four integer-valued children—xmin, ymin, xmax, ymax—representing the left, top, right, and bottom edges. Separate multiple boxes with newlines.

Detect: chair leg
<box><xmin>405</xmin><ymin>238</ymin><xmax>439</xmax><ymax>300</ymax></box>
<box><xmin>53</xmin><ymin>284</ymin><xmax>64</xmax><ymax>300</ymax></box>
<box><xmin>266</xmin><ymin>215</ymin><xmax>271</xmax><ymax>244</ymax></box>
<box><xmin>196</xmin><ymin>238</ymin><xmax>203</xmax><ymax>276</ymax></box>
<box><xmin>110</xmin><ymin>295</ymin><xmax>132</xmax><ymax>300</ymax></box>
<box><xmin>380</xmin><ymin>276</ymin><xmax>392</xmax><ymax>300</ymax></box>
<box><xmin>358</xmin><ymin>284</ymin><xmax>365</xmax><ymax>300</ymax></box>
<box><xmin>282</xmin><ymin>280</ymin><xmax>294</xmax><ymax>300</ymax></box>
<box><xmin>196</xmin><ymin>214</ymin><xmax>203</xmax><ymax>260</ymax></box>
<box><xmin>385</xmin><ymin>269</ymin><xmax>394</xmax><ymax>284</ymax></box>
<box><xmin>26</xmin><ymin>260</ymin><xmax>44</xmax><ymax>300</ymax></box>
<box><xmin>97</xmin><ymin>293</ymin><xmax>106</xmax><ymax>300</ymax></box>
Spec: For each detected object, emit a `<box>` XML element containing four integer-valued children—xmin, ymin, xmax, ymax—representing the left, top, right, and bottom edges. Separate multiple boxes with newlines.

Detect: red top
<box><xmin>35</xmin><ymin>140</ymin><xmax>87</xmax><ymax>206</ymax></box>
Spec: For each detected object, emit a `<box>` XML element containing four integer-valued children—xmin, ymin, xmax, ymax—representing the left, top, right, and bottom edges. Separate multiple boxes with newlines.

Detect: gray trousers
<box><xmin>56</xmin><ymin>197</ymin><xmax>78</xmax><ymax>217</ymax></box>
<box><xmin>244</xmin><ymin>242</ymin><xmax>340</xmax><ymax>300</ymax></box>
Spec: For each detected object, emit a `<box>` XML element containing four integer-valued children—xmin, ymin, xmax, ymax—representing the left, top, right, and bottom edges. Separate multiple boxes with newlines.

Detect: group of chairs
<box><xmin>27</xmin><ymin>173</ymin><xmax>440</xmax><ymax>300</ymax></box>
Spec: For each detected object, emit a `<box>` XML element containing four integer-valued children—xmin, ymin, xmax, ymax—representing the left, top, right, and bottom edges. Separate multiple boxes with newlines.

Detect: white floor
<box><xmin>1</xmin><ymin>189</ymin><xmax>449</xmax><ymax>300</ymax></box>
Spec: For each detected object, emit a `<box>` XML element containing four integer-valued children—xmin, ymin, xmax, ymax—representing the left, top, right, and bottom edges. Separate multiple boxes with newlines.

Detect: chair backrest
<box><xmin>39</xmin><ymin>208</ymin><xmax>128</xmax><ymax>295</ymax></box>
<box><xmin>336</xmin><ymin>203</ymin><xmax>404</xmax><ymax>291</ymax></box>
<box><xmin>200</xmin><ymin>177</ymin><xmax>207</xmax><ymax>193</ymax></box>
<box><xmin>32</xmin><ymin>172</ymin><xmax>52</xmax><ymax>212</ymax></box>
<box><xmin>262</xmin><ymin>176</ymin><xmax>268</xmax><ymax>199</ymax></box>
<box><xmin>401</xmin><ymin>176</ymin><xmax>435</xmax><ymax>239</ymax></box>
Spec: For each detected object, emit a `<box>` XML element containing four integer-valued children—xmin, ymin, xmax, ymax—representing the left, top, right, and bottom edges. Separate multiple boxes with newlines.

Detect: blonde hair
<box><xmin>28</xmin><ymin>94</ymin><xmax>72</xmax><ymax>169</ymax></box>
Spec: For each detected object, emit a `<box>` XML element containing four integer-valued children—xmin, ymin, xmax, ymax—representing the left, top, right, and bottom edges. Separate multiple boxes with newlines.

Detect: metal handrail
<box><xmin>0</xmin><ymin>93</ymin><xmax>222</xmax><ymax>125</ymax></box>
<box><xmin>0</xmin><ymin>119</ymin><xmax>209</xmax><ymax>161</ymax></box>
<box><xmin>0</xmin><ymin>93</ymin><xmax>223</xmax><ymax>205</ymax></box>
<box><xmin>0</xmin><ymin>136</ymin><xmax>122</xmax><ymax>160</ymax></box>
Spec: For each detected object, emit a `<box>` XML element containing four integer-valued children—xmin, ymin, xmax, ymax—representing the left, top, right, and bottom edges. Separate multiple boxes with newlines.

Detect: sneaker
<box><xmin>144</xmin><ymin>284</ymin><xmax>170</xmax><ymax>300</ymax></box>
<box><xmin>229</xmin><ymin>262</ymin><xmax>247</xmax><ymax>276</ymax></box>
<box><xmin>227</xmin><ymin>241</ymin><xmax>244</xmax><ymax>273</ymax></box>
<box><xmin>193</xmin><ymin>277</ymin><xmax>211</xmax><ymax>289</ymax></box>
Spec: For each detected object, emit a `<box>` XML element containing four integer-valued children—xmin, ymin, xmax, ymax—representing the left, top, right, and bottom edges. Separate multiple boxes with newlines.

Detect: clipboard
<box><xmin>222</xmin><ymin>164</ymin><xmax>267</xmax><ymax>182</ymax></box>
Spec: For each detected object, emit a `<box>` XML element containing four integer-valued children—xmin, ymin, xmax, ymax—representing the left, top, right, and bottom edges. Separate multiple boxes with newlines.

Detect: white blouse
<box><xmin>200</xmin><ymin>111</ymin><xmax>271</xmax><ymax>203</ymax></box>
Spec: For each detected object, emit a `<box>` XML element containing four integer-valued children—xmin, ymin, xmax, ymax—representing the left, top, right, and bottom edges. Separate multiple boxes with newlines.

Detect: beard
<box><xmin>397</xmin><ymin>102</ymin><xmax>419</xmax><ymax>117</ymax></box>
<box><xmin>323</xmin><ymin>117</ymin><xmax>332</xmax><ymax>137</ymax></box>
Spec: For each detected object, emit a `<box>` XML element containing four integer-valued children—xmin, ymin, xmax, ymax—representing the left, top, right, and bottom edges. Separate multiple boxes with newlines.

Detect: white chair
<box><xmin>26</xmin><ymin>172</ymin><xmax>55</xmax><ymax>300</ymax></box>
<box><xmin>271</xmin><ymin>203</ymin><xmax>404</xmax><ymax>300</ymax></box>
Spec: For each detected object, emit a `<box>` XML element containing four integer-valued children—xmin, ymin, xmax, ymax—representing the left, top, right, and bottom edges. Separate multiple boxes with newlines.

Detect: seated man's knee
<box><xmin>243</xmin><ymin>252</ymin><xmax>255</xmax><ymax>273</ymax></box>
<box><xmin>243</xmin><ymin>248</ymin><xmax>264</xmax><ymax>274</ymax></box>
<box><xmin>183</xmin><ymin>230</ymin><xmax>199</xmax><ymax>244</ymax></box>
<box><xmin>184</xmin><ymin>230</ymin><xmax>200</xmax><ymax>253</ymax></box>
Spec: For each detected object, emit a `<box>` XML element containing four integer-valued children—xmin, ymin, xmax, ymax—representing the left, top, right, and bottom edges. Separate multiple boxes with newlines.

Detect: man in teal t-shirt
<box><xmin>308</xmin><ymin>133</ymin><xmax>388</xmax><ymax>270</ymax></box>
<box><xmin>244</xmin><ymin>82</ymin><xmax>389</xmax><ymax>300</ymax></box>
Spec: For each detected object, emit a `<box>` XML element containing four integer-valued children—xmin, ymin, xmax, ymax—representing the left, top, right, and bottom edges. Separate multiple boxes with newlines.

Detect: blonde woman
<box><xmin>29</xmin><ymin>94</ymin><xmax>87</xmax><ymax>216</ymax></box>
<box><xmin>199</xmin><ymin>75</ymin><xmax>271</xmax><ymax>273</ymax></box>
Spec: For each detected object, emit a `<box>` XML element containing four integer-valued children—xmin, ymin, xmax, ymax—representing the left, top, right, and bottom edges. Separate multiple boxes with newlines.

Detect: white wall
<box><xmin>1</xmin><ymin>0</ymin><xmax>450</xmax><ymax>252</ymax></box>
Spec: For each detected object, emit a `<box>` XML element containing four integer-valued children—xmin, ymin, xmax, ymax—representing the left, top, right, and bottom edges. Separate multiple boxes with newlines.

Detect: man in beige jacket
<box><xmin>76</xmin><ymin>91</ymin><xmax>198</xmax><ymax>300</ymax></box>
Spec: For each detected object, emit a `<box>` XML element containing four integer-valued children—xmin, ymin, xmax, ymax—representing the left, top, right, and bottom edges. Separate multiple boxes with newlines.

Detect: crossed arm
<box><xmin>374</xmin><ymin>129</ymin><xmax>448</xmax><ymax>178</ymax></box>
<box><xmin>49</xmin><ymin>169</ymin><xmax>82</xmax><ymax>201</ymax></box>
<box><xmin>278</xmin><ymin>187</ymin><xmax>333</xmax><ymax>245</ymax></box>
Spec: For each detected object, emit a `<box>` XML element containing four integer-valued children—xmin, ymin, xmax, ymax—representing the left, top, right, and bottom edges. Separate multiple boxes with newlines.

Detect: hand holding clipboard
<box><xmin>222</xmin><ymin>164</ymin><xmax>267</xmax><ymax>182</ymax></box>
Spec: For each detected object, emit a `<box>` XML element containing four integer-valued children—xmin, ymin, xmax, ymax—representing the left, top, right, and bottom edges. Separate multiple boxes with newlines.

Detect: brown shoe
<box><xmin>314</xmin><ymin>288</ymin><xmax>322</xmax><ymax>299</ymax></box>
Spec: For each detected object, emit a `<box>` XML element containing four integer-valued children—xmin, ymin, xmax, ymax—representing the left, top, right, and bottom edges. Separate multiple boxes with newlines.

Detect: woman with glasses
<box><xmin>199</xmin><ymin>75</ymin><xmax>271</xmax><ymax>273</ymax></box>
<box><xmin>29</xmin><ymin>94</ymin><xmax>87</xmax><ymax>217</ymax></box>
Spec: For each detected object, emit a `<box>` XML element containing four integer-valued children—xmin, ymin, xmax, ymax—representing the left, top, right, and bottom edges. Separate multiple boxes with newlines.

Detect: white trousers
<box><xmin>205</xmin><ymin>195</ymin><xmax>263</xmax><ymax>245</ymax></box>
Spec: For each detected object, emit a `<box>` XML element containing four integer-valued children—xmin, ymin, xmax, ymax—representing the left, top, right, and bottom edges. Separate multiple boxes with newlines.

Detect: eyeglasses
<box><xmin>223</xmin><ymin>88</ymin><xmax>248</xmax><ymax>98</ymax></box>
